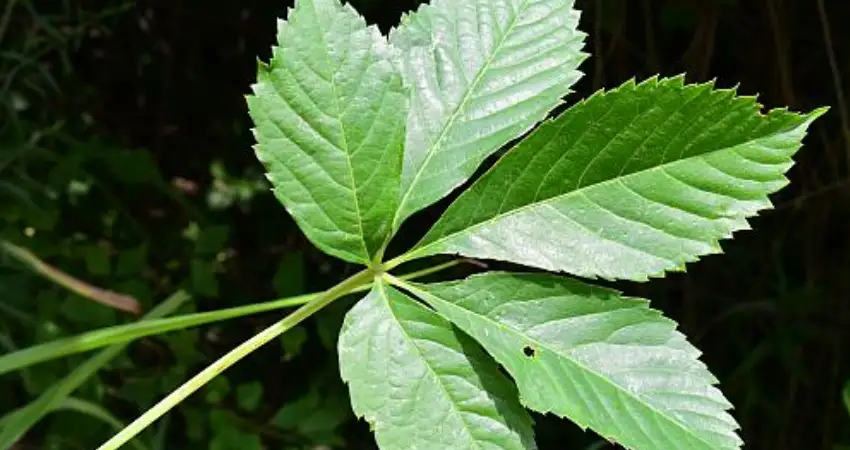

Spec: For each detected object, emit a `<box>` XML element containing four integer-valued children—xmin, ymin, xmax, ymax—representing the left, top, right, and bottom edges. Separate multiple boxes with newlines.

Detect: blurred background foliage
<box><xmin>0</xmin><ymin>0</ymin><xmax>848</xmax><ymax>449</ymax></box>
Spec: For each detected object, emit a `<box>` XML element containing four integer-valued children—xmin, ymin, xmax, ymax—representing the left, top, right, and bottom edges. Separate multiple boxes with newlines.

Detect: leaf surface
<box><xmin>248</xmin><ymin>0</ymin><xmax>407</xmax><ymax>264</ymax></box>
<box><xmin>338</xmin><ymin>280</ymin><xmax>536</xmax><ymax>450</ymax></box>
<box><xmin>405</xmin><ymin>272</ymin><xmax>741</xmax><ymax>450</ymax></box>
<box><xmin>391</xmin><ymin>0</ymin><xmax>586</xmax><ymax>227</ymax></box>
<box><xmin>406</xmin><ymin>77</ymin><xmax>825</xmax><ymax>281</ymax></box>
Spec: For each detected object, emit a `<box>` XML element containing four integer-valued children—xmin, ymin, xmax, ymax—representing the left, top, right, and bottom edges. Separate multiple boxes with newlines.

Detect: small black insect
<box><xmin>523</xmin><ymin>346</ymin><xmax>536</xmax><ymax>358</ymax></box>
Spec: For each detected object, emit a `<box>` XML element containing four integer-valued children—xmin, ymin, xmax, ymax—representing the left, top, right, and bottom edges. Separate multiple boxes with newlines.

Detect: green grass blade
<box><xmin>57</xmin><ymin>398</ymin><xmax>150</xmax><ymax>450</ymax></box>
<box><xmin>0</xmin><ymin>259</ymin><xmax>461</xmax><ymax>375</ymax></box>
<box><xmin>0</xmin><ymin>290</ymin><xmax>190</xmax><ymax>450</ymax></box>
<box><xmin>0</xmin><ymin>292</ymin><xmax>313</xmax><ymax>376</ymax></box>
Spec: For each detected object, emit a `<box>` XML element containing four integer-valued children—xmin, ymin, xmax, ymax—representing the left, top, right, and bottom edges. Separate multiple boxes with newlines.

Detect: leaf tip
<box><xmin>806</xmin><ymin>106</ymin><xmax>830</xmax><ymax>122</ymax></box>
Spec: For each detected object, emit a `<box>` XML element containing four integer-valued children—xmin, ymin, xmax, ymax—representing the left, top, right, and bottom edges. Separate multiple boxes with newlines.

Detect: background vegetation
<box><xmin>1</xmin><ymin>0</ymin><xmax>848</xmax><ymax>449</ymax></box>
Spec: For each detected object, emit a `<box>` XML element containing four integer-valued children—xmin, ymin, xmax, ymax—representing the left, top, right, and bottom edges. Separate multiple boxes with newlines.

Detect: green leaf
<box><xmin>273</xmin><ymin>252</ymin><xmax>305</xmax><ymax>297</ymax></box>
<box><xmin>247</xmin><ymin>0</ymin><xmax>408</xmax><ymax>265</ymax></box>
<box><xmin>390</xmin><ymin>0</ymin><xmax>587</xmax><ymax>227</ymax></box>
<box><xmin>60</xmin><ymin>292</ymin><xmax>117</xmax><ymax>329</ymax></box>
<box><xmin>195</xmin><ymin>225</ymin><xmax>230</xmax><ymax>255</ymax></box>
<box><xmin>403</xmin><ymin>272</ymin><xmax>741</xmax><ymax>450</ymax></box>
<box><xmin>269</xmin><ymin>376</ymin><xmax>351</xmax><ymax>445</ymax></box>
<box><xmin>205</xmin><ymin>376</ymin><xmax>231</xmax><ymax>405</ymax></box>
<box><xmin>338</xmin><ymin>280</ymin><xmax>536</xmax><ymax>450</ymax></box>
<box><xmin>405</xmin><ymin>77</ymin><xmax>826</xmax><ymax>281</ymax></box>
<box><xmin>210</xmin><ymin>411</ymin><xmax>263</xmax><ymax>450</ymax></box>
<box><xmin>83</xmin><ymin>245</ymin><xmax>111</xmax><ymax>276</ymax></box>
<box><xmin>190</xmin><ymin>258</ymin><xmax>219</xmax><ymax>297</ymax></box>
<box><xmin>115</xmin><ymin>245</ymin><xmax>148</xmax><ymax>277</ymax></box>
<box><xmin>236</xmin><ymin>382</ymin><xmax>263</xmax><ymax>412</ymax></box>
<box><xmin>280</xmin><ymin>325</ymin><xmax>308</xmax><ymax>360</ymax></box>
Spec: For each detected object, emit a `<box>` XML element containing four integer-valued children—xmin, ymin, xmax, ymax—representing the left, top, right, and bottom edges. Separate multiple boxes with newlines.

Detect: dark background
<box><xmin>1</xmin><ymin>0</ymin><xmax>848</xmax><ymax>449</ymax></box>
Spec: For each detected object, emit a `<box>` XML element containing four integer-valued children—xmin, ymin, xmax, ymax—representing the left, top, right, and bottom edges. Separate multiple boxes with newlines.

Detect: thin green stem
<box><xmin>96</xmin><ymin>268</ymin><xmax>375</xmax><ymax>450</ymax></box>
<box><xmin>392</xmin><ymin>259</ymin><xmax>463</xmax><ymax>281</ymax></box>
<box><xmin>382</xmin><ymin>253</ymin><xmax>409</xmax><ymax>273</ymax></box>
<box><xmin>383</xmin><ymin>272</ymin><xmax>420</xmax><ymax>294</ymax></box>
<box><xmin>0</xmin><ymin>258</ymin><xmax>464</xmax><ymax>375</ymax></box>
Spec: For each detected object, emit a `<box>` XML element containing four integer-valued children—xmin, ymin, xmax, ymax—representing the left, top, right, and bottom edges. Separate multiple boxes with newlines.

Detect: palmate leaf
<box><xmin>338</xmin><ymin>280</ymin><xmax>536</xmax><ymax>450</ymax></box>
<box><xmin>404</xmin><ymin>272</ymin><xmax>741</xmax><ymax>450</ymax></box>
<box><xmin>247</xmin><ymin>0</ymin><xmax>407</xmax><ymax>265</ymax></box>
<box><xmin>403</xmin><ymin>76</ymin><xmax>826</xmax><ymax>281</ymax></box>
<box><xmin>390</xmin><ymin>0</ymin><xmax>587</xmax><ymax>228</ymax></box>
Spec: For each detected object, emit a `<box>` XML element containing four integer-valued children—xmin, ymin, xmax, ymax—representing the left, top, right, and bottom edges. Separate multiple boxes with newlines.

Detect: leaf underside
<box><xmin>412</xmin><ymin>272</ymin><xmax>743</xmax><ymax>450</ymax></box>
<box><xmin>248</xmin><ymin>0</ymin><xmax>408</xmax><ymax>264</ymax></box>
<box><xmin>409</xmin><ymin>76</ymin><xmax>825</xmax><ymax>281</ymax></box>
<box><xmin>338</xmin><ymin>280</ymin><xmax>536</xmax><ymax>450</ymax></box>
<box><xmin>390</xmin><ymin>0</ymin><xmax>587</xmax><ymax>228</ymax></box>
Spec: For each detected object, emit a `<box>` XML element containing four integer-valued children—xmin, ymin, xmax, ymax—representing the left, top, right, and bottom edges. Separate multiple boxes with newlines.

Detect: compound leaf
<box><xmin>391</xmin><ymin>0</ymin><xmax>587</xmax><ymax>228</ymax></box>
<box><xmin>406</xmin><ymin>76</ymin><xmax>826</xmax><ymax>281</ymax></box>
<box><xmin>338</xmin><ymin>280</ymin><xmax>536</xmax><ymax>450</ymax></box>
<box><xmin>248</xmin><ymin>0</ymin><xmax>407</xmax><ymax>265</ymax></box>
<box><xmin>405</xmin><ymin>272</ymin><xmax>742</xmax><ymax>450</ymax></box>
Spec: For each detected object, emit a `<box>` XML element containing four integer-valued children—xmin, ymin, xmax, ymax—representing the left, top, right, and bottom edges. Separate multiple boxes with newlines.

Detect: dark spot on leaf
<box><xmin>523</xmin><ymin>346</ymin><xmax>536</xmax><ymax>358</ymax></box>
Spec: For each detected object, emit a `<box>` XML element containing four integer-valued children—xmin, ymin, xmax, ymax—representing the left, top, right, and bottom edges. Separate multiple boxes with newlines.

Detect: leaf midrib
<box><xmin>377</xmin><ymin>282</ymin><xmax>489</xmax><ymax>450</ymax></box>
<box><xmin>394</xmin><ymin>0</ymin><xmax>534</xmax><ymax>227</ymax></box>
<box><xmin>410</xmin><ymin>119</ymin><xmax>795</xmax><ymax>260</ymax></box>
<box><xmin>308</xmin><ymin>0</ymin><xmax>371</xmax><ymax>262</ymax></box>
<box><xmin>417</xmin><ymin>287</ymin><xmax>725</xmax><ymax>449</ymax></box>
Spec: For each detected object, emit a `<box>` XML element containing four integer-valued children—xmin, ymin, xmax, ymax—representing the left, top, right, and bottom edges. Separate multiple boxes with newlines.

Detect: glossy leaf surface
<box><xmin>407</xmin><ymin>77</ymin><xmax>825</xmax><ymax>281</ymax></box>
<box><xmin>248</xmin><ymin>0</ymin><xmax>407</xmax><ymax>264</ymax></box>
<box><xmin>408</xmin><ymin>272</ymin><xmax>742</xmax><ymax>450</ymax></box>
<box><xmin>390</xmin><ymin>0</ymin><xmax>586</xmax><ymax>227</ymax></box>
<box><xmin>338</xmin><ymin>280</ymin><xmax>536</xmax><ymax>450</ymax></box>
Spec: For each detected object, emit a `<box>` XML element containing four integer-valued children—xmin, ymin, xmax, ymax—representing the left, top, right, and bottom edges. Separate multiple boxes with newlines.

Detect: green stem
<box><xmin>382</xmin><ymin>252</ymin><xmax>417</xmax><ymax>273</ymax></box>
<box><xmin>390</xmin><ymin>259</ymin><xmax>462</xmax><ymax>282</ymax></box>
<box><xmin>383</xmin><ymin>272</ymin><xmax>421</xmax><ymax>294</ymax></box>
<box><xmin>96</xmin><ymin>268</ymin><xmax>376</xmax><ymax>450</ymax></box>
<box><xmin>0</xmin><ymin>259</ymin><xmax>464</xmax><ymax>376</ymax></box>
<box><xmin>0</xmin><ymin>293</ymin><xmax>307</xmax><ymax>376</ymax></box>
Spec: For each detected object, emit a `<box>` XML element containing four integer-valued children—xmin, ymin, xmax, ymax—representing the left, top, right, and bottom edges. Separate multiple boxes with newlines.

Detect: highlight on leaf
<box><xmin>247</xmin><ymin>0</ymin><xmax>408</xmax><ymax>265</ymax></box>
<box><xmin>337</xmin><ymin>280</ymin><xmax>536</xmax><ymax>450</ymax></box>
<box><xmin>389</xmin><ymin>0</ymin><xmax>588</xmax><ymax>229</ymax></box>
<box><xmin>397</xmin><ymin>272</ymin><xmax>743</xmax><ymax>450</ymax></box>
<box><xmin>401</xmin><ymin>76</ymin><xmax>826</xmax><ymax>281</ymax></box>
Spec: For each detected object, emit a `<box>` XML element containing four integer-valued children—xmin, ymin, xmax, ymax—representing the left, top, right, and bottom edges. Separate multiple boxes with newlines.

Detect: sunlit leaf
<box><xmin>248</xmin><ymin>0</ymin><xmax>408</xmax><ymax>264</ymax></box>
<box><xmin>390</xmin><ymin>0</ymin><xmax>587</xmax><ymax>227</ymax></box>
<box><xmin>406</xmin><ymin>77</ymin><xmax>825</xmax><ymax>281</ymax></box>
<box><xmin>338</xmin><ymin>280</ymin><xmax>536</xmax><ymax>450</ymax></box>
<box><xmin>406</xmin><ymin>272</ymin><xmax>742</xmax><ymax>450</ymax></box>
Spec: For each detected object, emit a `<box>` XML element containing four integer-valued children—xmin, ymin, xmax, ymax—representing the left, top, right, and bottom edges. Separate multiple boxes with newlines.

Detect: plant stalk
<box><xmin>96</xmin><ymin>268</ymin><xmax>376</xmax><ymax>450</ymax></box>
<box><xmin>0</xmin><ymin>258</ymin><xmax>464</xmax><ymax>375</ymax></box>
